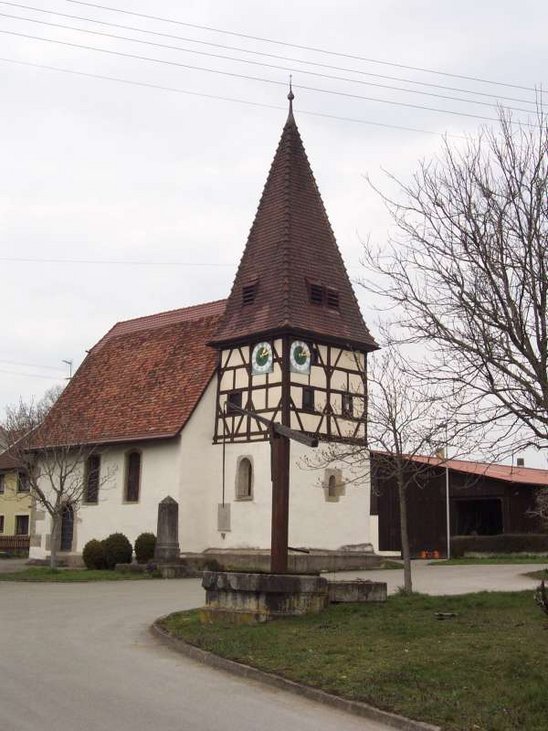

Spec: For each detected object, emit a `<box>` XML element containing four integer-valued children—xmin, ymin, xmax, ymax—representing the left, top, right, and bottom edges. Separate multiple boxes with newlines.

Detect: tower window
<box><xmin>302</xmin><ymin>386</ymin><xmax>315</xmax><ymax>412</ymax></box>
<box><xmin>342</xmin><ymin>392</ymin><xmax>354</xmax><ymax>418</ymax></box>
<box><xmin>326</xmin><ymin>288</ymin><xmax>340</xmax><ymax>310</ymax></box>
<box><xmin>242</xmin><ymin>281</ymin><xmax>258</xmax><ymax>305</ymax></box>
<box><xmin>227</xmin><ymin>390</ymin><xmax>243</xmax><ymax>414</ymax></box>
<box><xmin>309</xmin><ymin>283</ymin><xmax>324</xmax><ymax>305</ymax></box>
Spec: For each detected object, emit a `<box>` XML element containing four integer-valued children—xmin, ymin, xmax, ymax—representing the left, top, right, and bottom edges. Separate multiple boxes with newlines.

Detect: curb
<box><xmin>150</xmin><ymin>619</ymin><xmax>440</xmax><ymax>731</ymax></box>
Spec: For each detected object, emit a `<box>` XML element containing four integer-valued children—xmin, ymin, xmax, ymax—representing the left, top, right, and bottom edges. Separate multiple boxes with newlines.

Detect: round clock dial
<box><xmin>251</xmin><ymin>341</ymin><xmax>273</xmax><ymax>374</ymax></box>
<box><xmin>290</xmin><ymin>341</ymin><xmax>311</xmax><ymax>374</ymax></box>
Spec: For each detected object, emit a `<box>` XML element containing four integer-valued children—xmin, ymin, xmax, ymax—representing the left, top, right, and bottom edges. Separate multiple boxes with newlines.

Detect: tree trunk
<box><xmin>397</xmin><ymin>469</ymin><xmax>413</xmax><ymax>593</ymax></box>
<box><xmin>49</xmin><ymin>514</ymin><xmax>60</xmax><ymax>570</ymax></box>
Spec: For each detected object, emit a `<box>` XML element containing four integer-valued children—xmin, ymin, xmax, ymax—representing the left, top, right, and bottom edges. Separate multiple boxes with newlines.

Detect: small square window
<box><xmin>227</xmin><ymin>390</ymin><xmax>243</xmax><ymax>415</ymax></box>
<box><xmin>242</xmin><ymin>282</ymin><xmax>258</xmax><ymax>305</ymax></box>
<box><xmin>309</xmin><ymin>283</ymin><xmax>324</xmax><ymax>306</ymax></box>
<box><xmin>302</xmin><ymin>387</ymin><xmax>315</xmax><ymax>412</ymax></box>
<box><xmin>342</xmin><ymin>393</ymin><xmax>354</xmax><ymax>418</ymax></box>
<box><xmin>326</xmin><ymin>288</ymin><xmax>340</xmax><ymax>310</ymax></box>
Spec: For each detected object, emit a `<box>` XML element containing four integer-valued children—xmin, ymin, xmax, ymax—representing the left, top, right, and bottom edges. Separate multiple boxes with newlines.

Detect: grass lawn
<box><xmin>524</xmin><ymin>569</ymin><xmax>548</xmax><ymax>581</ymax></box>
<box><xmin>161</xmin><ymin>591</ymin><xmax>548</xmax><ymax>731</ymax></box>
<box><xmin>431</xmin><ymin>555</ymin><xmax>548</xmax><ymax>566</ymax></box>
<box><xmin>0</xmin><ymin>567</ymin><xmax>158</xmax><ymax>582</ymax></box>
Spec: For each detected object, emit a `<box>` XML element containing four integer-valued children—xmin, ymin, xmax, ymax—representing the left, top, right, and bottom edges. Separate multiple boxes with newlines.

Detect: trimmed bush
<box><xmin>102</xmin><ymin>532</ymin><xmax>132</xmax><ymax>569</ymax></box>
<box><xmin>451</xmin><ymin>533</ymin><xmax>548</xmax><ymax>558</ymax></box>
<box><xmin>134</xmin><ymin>533</ymin><xmax>156</xmax><ymax>564</ymax></box>
<box><xmin>82</xmin><ymin>539</ymin><xmax>106</xmax><ymax>570</ymax></box>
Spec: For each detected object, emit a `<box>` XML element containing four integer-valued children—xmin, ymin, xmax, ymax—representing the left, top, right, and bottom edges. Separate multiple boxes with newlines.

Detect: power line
<box><xmin>0</xmin><ymin>367</ymin><xmax>65</xmax><ymax>380</ymax></box>
<box><xmin>0</xmin><ymin>30</ymin><xmax>536</xmax><ymax>126</ymax></box>
<box><xmin>0</xmin><ymin>255</ymin><xmax>233</xmax><ymax>265</ymax></box>
<box><xmin>0</xmin><ymin>3</ymin><xmax>538</xmax><ymax>108</ymax></box>
<box><xmin>67</xmin><ymin>0</ymin><xmax>546</xmax><ymax>94</ymax></box>
<box><xmin>0</xmin><ymin>56</ymin><xmax>447</xmax><ymax>136</ymax></box>
<box><xmin>0</xmin><ymin>358</ymin><xmax>65</xmax><ymax>371</ymax></box>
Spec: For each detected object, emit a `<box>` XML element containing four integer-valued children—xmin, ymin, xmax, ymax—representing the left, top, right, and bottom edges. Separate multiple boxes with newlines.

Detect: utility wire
<box><xmin>0</xmin><ymin>358</ymin><xmax>65</xmax><ymax>371</ymax></box>
<box><xmin>0</xmin><ymin>255</ymin><xmax>233</xmax><ymax>265</ymax></box>
<box><xmin>0</xmin><ymin>30</ymin><xmax>535</xmax><ymax>125</ymax></box>
<box><xmin>0</xmin><ymin>2</ymin><xmax>538</xmax><ymax>107</ymax></box>
<box><xmin>67</xmin><ymin>0</ymin><xmax>545</xmax><ymax>94</ymax></box>
<box><xmin>0</xmin><ymin>367</ymin><xmax>64</xmax><ymax>380</ymax></box>
<box><xmin>0</xmin><ymin>57</ymin><xmax>446</xmax><ymax>136</ymax></box>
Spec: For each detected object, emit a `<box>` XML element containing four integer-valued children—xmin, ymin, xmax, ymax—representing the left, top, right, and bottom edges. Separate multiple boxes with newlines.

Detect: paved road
<box><xmin>0</xmin><ymin>563</ymin><xmax>541</xmax><ymax>731</ymax></box>
<box><xmin>1</xmin><ymin>579</ymin><xmax>392</xmax><ymax>731</ymax></box>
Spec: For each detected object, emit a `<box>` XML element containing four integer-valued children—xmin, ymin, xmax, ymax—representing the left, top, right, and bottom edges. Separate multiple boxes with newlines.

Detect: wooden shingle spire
<box><xmin>211</xmin><ymin>96</ymin><xmax>377</xmax><ymax>351</ymax></box>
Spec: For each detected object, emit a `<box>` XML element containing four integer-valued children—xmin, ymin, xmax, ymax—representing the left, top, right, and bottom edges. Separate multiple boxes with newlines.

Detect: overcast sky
<box><xmin>1</xmin><ymin>0</ymin><xmax>546</xmax><ymax>466</ymax></box>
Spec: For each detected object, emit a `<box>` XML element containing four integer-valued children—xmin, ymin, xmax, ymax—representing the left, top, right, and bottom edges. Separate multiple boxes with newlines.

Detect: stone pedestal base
<box><xmin>327</xmin><ymin>579</ymin><xmax>387</xmax><ymax>603</ymax></box>
<box><xmin>201</xmin><ymin>571</ymin><xmax>329</xmax><ymax>624</ymax></box>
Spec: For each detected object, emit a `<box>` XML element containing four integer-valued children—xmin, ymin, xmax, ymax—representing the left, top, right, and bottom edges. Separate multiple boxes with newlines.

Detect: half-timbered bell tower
<box><xmin>209</xmin><ymin>92</ymin><xmax>378</xmax><ymax>571</ymax></box>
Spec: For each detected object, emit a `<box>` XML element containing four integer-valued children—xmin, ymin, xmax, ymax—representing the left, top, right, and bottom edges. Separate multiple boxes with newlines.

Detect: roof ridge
<box><xmin>115</xmin><ymin>298</ymin><xmax>226</xmax><ymax>328</ymax></box>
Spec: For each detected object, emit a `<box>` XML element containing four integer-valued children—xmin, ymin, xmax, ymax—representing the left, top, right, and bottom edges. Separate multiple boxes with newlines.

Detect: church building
<box><xmin>29</xmin><ymin>96</ymin><xmax>379</xmax><ymax>563</ymax></box>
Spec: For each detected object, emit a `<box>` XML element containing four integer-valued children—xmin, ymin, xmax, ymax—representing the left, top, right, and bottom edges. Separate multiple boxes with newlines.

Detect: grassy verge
<box><xmin>0</xmin><ymin>567</ymin><xmax>158</xmax><ymax>582</ymax></box>
<box><xmin>431</xmin><ymin>555</ymin><xmax>548</xmax><ymax>566</ymax></box>
<box><xmin>524</xmin><ymin>569</ymin><xmax>548</xmax><ymax>581</ymax></box>
<box><xmin>161</xmin><ymin>591</ymin><xmax>547</xmax><ymax>730</ymax></box>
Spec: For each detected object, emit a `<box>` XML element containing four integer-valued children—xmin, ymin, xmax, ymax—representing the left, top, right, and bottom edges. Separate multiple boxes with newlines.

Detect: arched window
<box><xmin>60</xmin><ymin>504</ymin><xmax>74</xmax><ymax>551</ymax></box>
<box><xmin>125</xmin><ymin>451</ymin><xmax>141</xmax><ymax>503</ymax></box>
<box><xmin>84</xmin><ymin>454</ymin><xmax>101</xmax><ymax>504</ymax></box>
<box><xmin>328</xmin><ymin>475</ymin><xmax>337</xmax><ymax>498</ymax></box>
<box><xmin>236</xmin><ymin>457</ymin><xmax>253</xmax><ymax>500</ymax></box>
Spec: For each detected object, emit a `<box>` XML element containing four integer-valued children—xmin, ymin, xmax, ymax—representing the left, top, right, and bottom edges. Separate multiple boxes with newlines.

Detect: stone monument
<box><xmin>154</xmin><ymin>496</ymin><xmax>180</xmax><ymax>562</ymax></box>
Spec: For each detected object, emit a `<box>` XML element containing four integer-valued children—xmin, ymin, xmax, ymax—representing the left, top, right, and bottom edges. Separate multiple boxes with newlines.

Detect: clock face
<box><xmin>290</xmin><ymin>341</ymin><xmax>312</xmax><ymax>374</ymax></box>
<box><xmin>251</xmin><ymin>341</ymin><xmax>273</xmax><ymax>375</ymax></box>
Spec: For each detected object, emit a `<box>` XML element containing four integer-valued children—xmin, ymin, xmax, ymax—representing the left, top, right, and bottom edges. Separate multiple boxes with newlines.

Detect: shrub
<box><xmin>134</xmin><ymin>533</ymin><xmax>156</xmax><ymax>564</ymax></box>
<box><xmin>82</xmin><ymin>539</ymin><xmax>106</xmax><ymax>570</ymax></box>
<box><xmin>102</xmin><ymin>533</ymin><xmax>132</xmax><ymax>569</ymax></box>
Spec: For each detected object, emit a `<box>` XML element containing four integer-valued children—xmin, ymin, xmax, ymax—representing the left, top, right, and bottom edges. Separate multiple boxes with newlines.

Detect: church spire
<box><xmin>287</xmin><ymin>76</ymin><xmax>295</xmax><ymax>122</ymax></box>
<box><xmin>210</xmin><ymin>100</ymin><xmax>377</xmax><ymax>352</ymax></box>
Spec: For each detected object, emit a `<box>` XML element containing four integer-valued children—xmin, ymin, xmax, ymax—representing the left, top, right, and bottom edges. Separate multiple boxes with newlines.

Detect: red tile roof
<box><xmin>0</xmin><ymin>451</ymin><xmax>20</xmax><ymax>471</ymax></box>
<box><xmin>35</xmin><ymin>300</ymin><xmax>226</xmax><ymax>447</ymax></box>
<box><xmin>408</xmin><ymin>454</ymin><xmax>548</xmax><ymax>487</ymax></box>
<box><xmin>211</xmin><ymin>109</ymin><xmax>378</xmax><ymax>351</ymax></box>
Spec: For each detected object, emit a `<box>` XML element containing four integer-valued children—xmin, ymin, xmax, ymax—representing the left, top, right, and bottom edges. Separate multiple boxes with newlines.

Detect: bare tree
<box><xmin>313</xmin><ymin>342</ymin><xmax>471</xmax><ymax>593</ymax></box>
<box><xmin>362</xmin><ymin>109</ymin><xmax>548</xmax><ymax>455</ymax></box>
<box><xmin>2</xmin><ymin>389</ymin><xmax>113</xmax><ymax>568</ymax></box>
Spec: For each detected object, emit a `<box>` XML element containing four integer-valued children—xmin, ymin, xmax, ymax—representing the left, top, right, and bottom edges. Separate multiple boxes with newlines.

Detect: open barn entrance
<box><xmin>455</xmin><ymin>498</ymin><xmax>503</xmax><ymax>535</ymax></box>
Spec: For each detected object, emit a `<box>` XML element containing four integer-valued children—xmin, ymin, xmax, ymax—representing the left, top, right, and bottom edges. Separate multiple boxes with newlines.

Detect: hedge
<box><xmin>451</xmin><ymin>533</ymin><xmax>548</xmax><ymax>557</ymax></box>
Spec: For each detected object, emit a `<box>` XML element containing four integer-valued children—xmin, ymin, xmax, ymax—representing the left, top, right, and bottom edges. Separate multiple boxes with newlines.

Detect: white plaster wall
<box><xmin>29</xmin><ymin>439</ymin><xmax>181</xmax><ymax>560</ymax></box>
<box><xmin>181</xmin><ymin>380</ymin><xmax>372</xmax><ymax>552</ymax></box>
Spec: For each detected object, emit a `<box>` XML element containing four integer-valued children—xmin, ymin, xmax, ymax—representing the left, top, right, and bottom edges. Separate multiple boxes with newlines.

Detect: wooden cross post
<box><xmin>229</xmin><ymin>404</ymin><xmax>318</xmax><ymax>573</ymax></box>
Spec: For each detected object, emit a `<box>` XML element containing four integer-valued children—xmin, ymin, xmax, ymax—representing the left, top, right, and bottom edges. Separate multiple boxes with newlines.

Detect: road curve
<box><xmin>0</xmin><ymin>579</ymin><xmax>392</xmax><ymax>731</ymax></box>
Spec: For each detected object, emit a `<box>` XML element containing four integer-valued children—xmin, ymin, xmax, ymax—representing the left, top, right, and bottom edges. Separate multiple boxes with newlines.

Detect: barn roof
<box><xmin>35</xmin><ymin>300</ymin><xmax>226</xmax><ymax>447</ymax></box>
<box><xmin>407</xmin><ymin>454</ymin><xmax>548</xmax><ymax>487</ymax></box>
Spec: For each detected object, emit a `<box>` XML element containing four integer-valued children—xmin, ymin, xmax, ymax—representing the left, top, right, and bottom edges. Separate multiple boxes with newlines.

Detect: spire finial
<box><xmin>287</xmin><ymin>75</ymin><xmax>294</xmax><ymax>118</ymax></box>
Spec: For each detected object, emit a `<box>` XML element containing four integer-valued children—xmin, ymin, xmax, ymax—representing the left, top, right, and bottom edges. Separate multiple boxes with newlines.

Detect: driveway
<box><xmin>0</xmin><ymin>563</ymin><xmax>541</xmax><ymax>731</ymax></box>
<box><xmin>0</xmin><ymin>579</ymin><xmax>392</xmax><ymax>731</ymax></box>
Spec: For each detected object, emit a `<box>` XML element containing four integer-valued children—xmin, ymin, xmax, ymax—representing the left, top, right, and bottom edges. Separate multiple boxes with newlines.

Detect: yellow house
<box><xmin>0</xmin><ymin>452</ymin><xmax>33</xmax><ymax>553</ymax></box>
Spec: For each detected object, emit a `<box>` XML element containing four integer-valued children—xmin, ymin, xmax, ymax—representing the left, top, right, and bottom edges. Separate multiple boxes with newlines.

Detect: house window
<box><xmin>17</xmin><ymin>472</ymin><xmax>30</xmax><ymax>493</ymax></box>
<box><xmin>0</xmin><ymin>515</ymin><xmax>4</xmax><ymax>533</ymax></box>
<box><xmin>0</xmin><ymin>474</ymin><xmax>4</xmax><ymax>494</ymax></box>
<box><xmin>303</xmin><ymin>387</ymin><xmax>315</xmax><ymax>412</ymax></box>
<box><xmin>236</xmin><ymin>457</ymin><xmax>253</xmax><ymax>500</ymax></box>
<box><xmin>227</xmin><ymin>390</ymin><xmax>243</xmax><ymax>415</ymax></box>
<box><xmin>84</xmin><ymin>454</ymin><xmax>101</xmax><ymax>504</ymax></box>
<box><xmin>15</xmin><ymin>515</ymin><xmax>29</xmax><ymax>535</ymax></box>
<box><xmin>342</xmin><ymin>392</ymin><xmax>354</xmax><ymax>418</ymax></box>
<box><xmin>125</xmin><ymin>451</ymin><xmax>141</xmax><ymax>503</ymax></box>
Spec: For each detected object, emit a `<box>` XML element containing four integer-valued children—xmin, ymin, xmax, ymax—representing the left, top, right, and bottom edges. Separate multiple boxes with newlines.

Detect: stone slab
<box><xmin>328</xmin><ymin>580</ymin><xmax>387</xmax><ymax>603</ymax></box>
